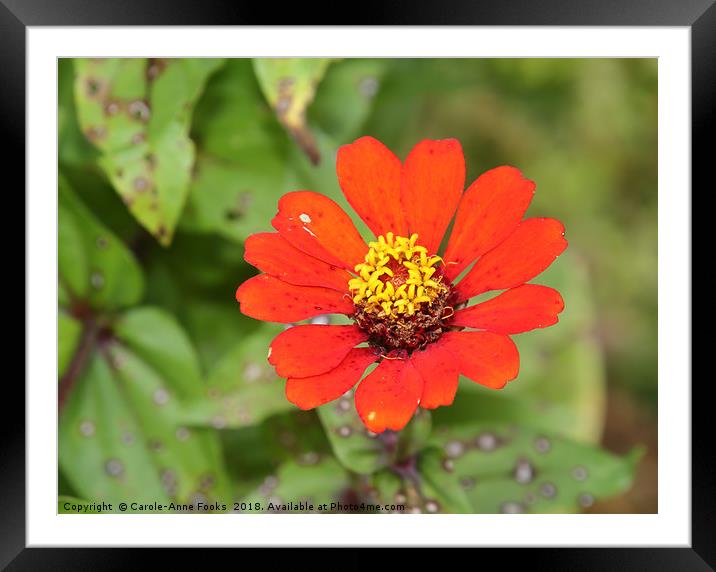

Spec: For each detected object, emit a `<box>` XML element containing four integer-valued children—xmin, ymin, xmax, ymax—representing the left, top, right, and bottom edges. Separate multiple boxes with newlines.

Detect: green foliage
<box><xmin>181</xmin><ymin>59</ymin><xmax>293</xmax><ymax>243</ymax></box>
<box><xmin>367</xmin><ymin>424</ymin><xmax>641</xmax><ymax>515</ymax></box>
<box><xmin>180</xmin><ymin>323</ymin><xmax>294</xmax><ymax>428</ymax></box>
<box><xmin>58</xmin><ymin>176</ymin><xmax>144</xmax><ymax>310</ymax></box>
<box><xmin>253</xmin><ymin>58</ymin><xmax>332</xmax><ymax>164</ymax></box>
<box><xmin>311</xmin><ymin>59</ymin><xmax>388</xmax><ymax>143</ymax></box>
<box><xmin>317</xmin><ymin>385</ymin><xmax>389</xmax><ymax>475</ymax></box>
<box><xmin>58</xmin><ymin>311</ymin><xmax>82</xmax><ymax>378</ymax></box>
<box><xmin>59</xmin><ymin>307</ymin><xmax>233</xmax><ymax>509</ymax></box>
<box><xmin>422</xmin><ymin>424</ymin><xmax>642</xmax><ymax>514</ymax></box>
<box><xmin>58</xmin><ymin>57</ymin><xmax>656</xmax><ymax>515</ymax></box>
<box><xmin>221</xmin><ymin>410</ymin><xmax>334</xmax><ymax>500</ymax></box>
<box><xmin>241</xmin><ymin>457</ymin><xmax>351</xmax><ymax>512</ymax></box>
<box><xmin>73</xmin><ymin>58</ymin><xmax>224</xmax><ymax>245</ymax></box>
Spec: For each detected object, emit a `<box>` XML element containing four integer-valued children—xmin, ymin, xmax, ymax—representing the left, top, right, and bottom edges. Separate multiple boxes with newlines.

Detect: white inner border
<box><xmin>28</xmin><ymin>27</ymin><xmax>691</xmax><ymax>547</ymax></box>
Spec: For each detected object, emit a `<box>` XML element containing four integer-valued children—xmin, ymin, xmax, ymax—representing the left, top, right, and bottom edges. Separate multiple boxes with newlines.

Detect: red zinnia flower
<box><xmin>236</xmin><ymin>137</ymin><xmax>567</xmax><ymax>433</ymax></box>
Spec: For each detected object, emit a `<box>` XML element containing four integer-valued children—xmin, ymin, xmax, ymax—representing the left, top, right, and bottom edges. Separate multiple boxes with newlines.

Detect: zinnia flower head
<box><xmin>236</xmin><ymin>137</ymin><xmax>567</xmax><ymax>433</ymax></box>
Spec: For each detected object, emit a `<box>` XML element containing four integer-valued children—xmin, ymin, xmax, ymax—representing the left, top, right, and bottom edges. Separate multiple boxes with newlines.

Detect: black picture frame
<box><xmin>7</xmin><ymin>0</ymin><xmax>707</xmax><ymax>567</ymax></box>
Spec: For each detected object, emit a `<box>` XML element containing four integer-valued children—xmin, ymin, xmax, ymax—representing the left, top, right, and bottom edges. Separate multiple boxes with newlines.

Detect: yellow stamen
<box><xmin>349</xmin><ymin>233</ymin><xmax>448</xmax><ymax>318</ymax></box>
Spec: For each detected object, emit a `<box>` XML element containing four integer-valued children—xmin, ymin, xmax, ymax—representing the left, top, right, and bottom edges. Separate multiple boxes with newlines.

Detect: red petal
<box><xmin>271</xmin><ymin>191</ymin><xmax>367</xmax><ymax>271</ymax></box>
<box><xmin>235</xmin><ymin>274</ymin><xmax>353</xmax><ymax>323</ymax></box>
<box><xmin>336</xmin><ymin>136</ymin><xmax>407</xmax><ymax>237</ymax></box>
<box><xmin>268</xmin><ymin>324</ymin><xmax>368</xmax><ymax>378</ymax></box>
<box><xmin>401</xmin><ymin>139</ymin><xmax>465</xmax><ymax>254</ymax></box>
<box><xmin>454</xmin><ymin>218</ymin><xmax>568</xmax><ymax>302</ymax></box>
<box><xmin>441</xmin><ymin>331</ymin><xmax>520</xmax><ymax>389</ymax></box>
<box><xmin>444</xmin><ymin>166</ymin><xmax>535</xmax><ymax>281</ymax></box>
<box><xmin>285</xmin><ymin>347</ymin><xmax>377</xmax><ymax>410</ymax></box>
<box><xmin>244</xmin><ymin>232</ymin><xmax>351</xmax><ymax>292</ymax></box>
<box><xmin>451</xmin><ymin>284</ymin><xmax>565</xmax><ymax>334</ymax></box>
<box><xmin>410</xmin><ymin>339</ymin><xmax>460</xmax><ymax>409</ymax></box>
<box><xmin>354</xmin><ymin>358</ymin><xmax>423</xmax><ymax>433</ymax></box>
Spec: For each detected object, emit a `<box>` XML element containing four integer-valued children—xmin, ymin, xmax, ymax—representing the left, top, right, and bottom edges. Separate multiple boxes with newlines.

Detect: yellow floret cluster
<box><xmin>348</xmin><ymin>233</ymin><xmax>447</xmax><ymax>317</ymax></box>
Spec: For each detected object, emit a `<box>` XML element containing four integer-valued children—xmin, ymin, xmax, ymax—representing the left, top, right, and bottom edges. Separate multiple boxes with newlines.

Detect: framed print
<box><xmin>7</xmin><ymin>0</ymin><xmax>708</xmax><ymax>567</ymax></box>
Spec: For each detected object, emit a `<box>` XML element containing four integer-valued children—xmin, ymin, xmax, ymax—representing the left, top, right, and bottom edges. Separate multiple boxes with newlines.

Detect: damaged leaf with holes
<box><xmin>73</xmin><ymin>58</ymin><xmax>225</xmax><ymax>245</ymax></box>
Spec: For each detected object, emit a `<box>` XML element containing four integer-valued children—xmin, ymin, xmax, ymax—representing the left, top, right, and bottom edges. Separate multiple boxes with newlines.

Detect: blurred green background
<box><xmin>58</xmin><ymin>58</ymin><xmax>657</xmax><ymax>514</ymax></box>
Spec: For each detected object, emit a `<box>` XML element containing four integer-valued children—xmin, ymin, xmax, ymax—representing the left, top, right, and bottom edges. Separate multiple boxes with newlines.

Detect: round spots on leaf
<box><xmin>175</xmin><ymin>427</ymin><xmax>191</xmax><ymax>441</ymax></box>
<box><xmin>79</xmin><ymin>420</ymin><xmax>95</xmax><ymax>438</ymax></box>
<box><xmin>513</xmin><ymin>458</ymin><xmax>536</xmax><ymax>485</ymax></box>
<box><xmin>578</xmin><ymin>493</ymin><xmax>594</xmax><ymax>508</ymax></box>
<box><xmin>500</xmin><ymin>501</ymin><xmax>525</xmax><ymax>514</ymax></box>
<box><xmin>359</xmin><ymin>77</ymin><xmax>379</xmax><ymax>98</ymax></box>
<box><xmin>540</xmin><ymin>482</ymin><xmax>557</xmax><ymax>499</ymax></box>
<box><xmin>104</xmin><ymin>458</ymin><xmax>124</xmax><ymax>477</ymax></box>
<box><xmin>534</xmin><ymin>436</ymin><xmax>552</xmax><ymax>454</ymax></box>
<box><xmin>152</xmin><ymin>388</ymin><xmax>170</xmax><ymax>406</ymax></box>
<box><xmin>128</xmin><ymin>100</ymin><xmax>151</xmax><ymax>123</ymax></box>
<box><xmin>572</xmin><ymin>466</ymin><xmax>589</xmax><ymax>481</ymax></box>
<box><xmin>90</xmin><ymin>271</ymin><xmax>105</xmax><ymax>290</ymax></box>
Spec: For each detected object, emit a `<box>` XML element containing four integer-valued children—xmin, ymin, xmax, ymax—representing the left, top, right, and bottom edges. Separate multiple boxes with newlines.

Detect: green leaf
<box><xmin>59</xmin><ymin>307</ymin><xmax>233</xmax><ymax>508</ymax></box>
<box><xmin>180</xmin><ymin>323</ymin><xmax>294</xmax><ymax>428</ymax></box>
<box><xmin>181</xmin><ymin>152</ymin><xmax>287</xmax><ymax>243</ymax></box>
<box><xmin>73</xmin><ymin>59</ymin><xmax>147</xmax><ymax>152</ymax></box>
<box><xmin>221</xmin><ymin>410</ymin><xmax>334</xmax><ymax>499</ymax></box>
<box><xmin>310</xmin><ymin>58</ymin><xmax>388</xmax><ymax>143</ymax></box>
<box><xmin>191</xmin><ymin>59</ymin><xmax>286</xmax><ymax>164</ymax></box>
<box><xmin>58</xmin><ymin>176</ymin><xmax>144</xmax><ymax>310</ymax></box>
<box><xmin>59</xmin><ymin>352</ymin><xmax>168</xmax><ymax>504</ymax></box>
<box><xmin>59</xmin><ymin>59</ymin><xmax>99</xmax><ymax>167</ymax></box>
<box><xmin>142</xmin><ymin>230</ymin><xmax>259</xmax><ymax>372</ymax></box>
<box><xmin>252</xmin><ymin>58</ymin><xmax>333</xmax><ymax>164</ymax></box>
<box><xmin>240</xmin><ymin>457</ymin><xmax>350</xmax><ymax>512</ymax></box>
<box><xmin>366</xmin><ymin>447</ymin><xmax>473</xmax><ymax>515</ymax></box>
<box><xmin>97</xmin><ymin>121</ymin><xmax>194</xmax><ymax>245</ymax></box>
<box><xmin>58</xmin><ymin>310</ymin><xmax>82</xmax><ymax>378</ymax></box>
<box><xmin>148</xmin><ymin>59</ymin><xmax>227</xmax><ymax>137</ymax></box>
<box><xmin>423</xmin><ymin>423</ymin><xmax>641</xmax><ymax>513</ymax></box>
<box><xmin>418</xmin><ymin>448</ymin><xmax>474</xmax><ymax>514</ymax></box>
<box><xmin>73</xmin><ymin>58</ymin><xmax>224</xmax><ymax>244</ymax></box>
<box><xmin>370</xmin><ymin>469</ymin><xmax>403</xmax><ymax>505</ymax></box>
<box><xmin>317</xmin><ymin>386</ymin><xmax>392</xmax><ymax>475</ymax></box>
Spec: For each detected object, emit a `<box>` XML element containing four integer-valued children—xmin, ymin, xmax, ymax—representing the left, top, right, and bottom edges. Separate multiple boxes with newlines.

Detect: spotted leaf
<box><xmin>58</xmin><ymin>177</ymin><xmax>144</xmax><ymax>310</ymax></box>
<box><xmin>59</xmin><ymin>307</ymin><xmax>233</xmax><ymax>509</ymax></box>
<box><xmin>252</xmin><ymin>58</ymin><xmax>333</xmax><ymax>164</ymax></box>
<box><xmin>423</xmin><ymin>423</ymin><xmax>641</xmax><ymax>513</ymax></box>
<box><xmin>179</xmin><ymin>323</ymin><xmax>295</xmax><ymax>429</ymax></box>
<box><xmin>58</xmin><ymin>311</ymin><xmax>82</xmax><ymax>379</ymax></box>
<box><xmin>74</xmin><ymin>58</ymin><xmax>224</xmax><ymax>244</ymax></box>
<box><xmin>239</xmin><ymin>457</ymin><xmax>350</xmax><ymax>513</ymax></box>
<box><xmin>316</xmin><ymin>385</ymin><xmax>392</xmax><ymax>475</ymax></box>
